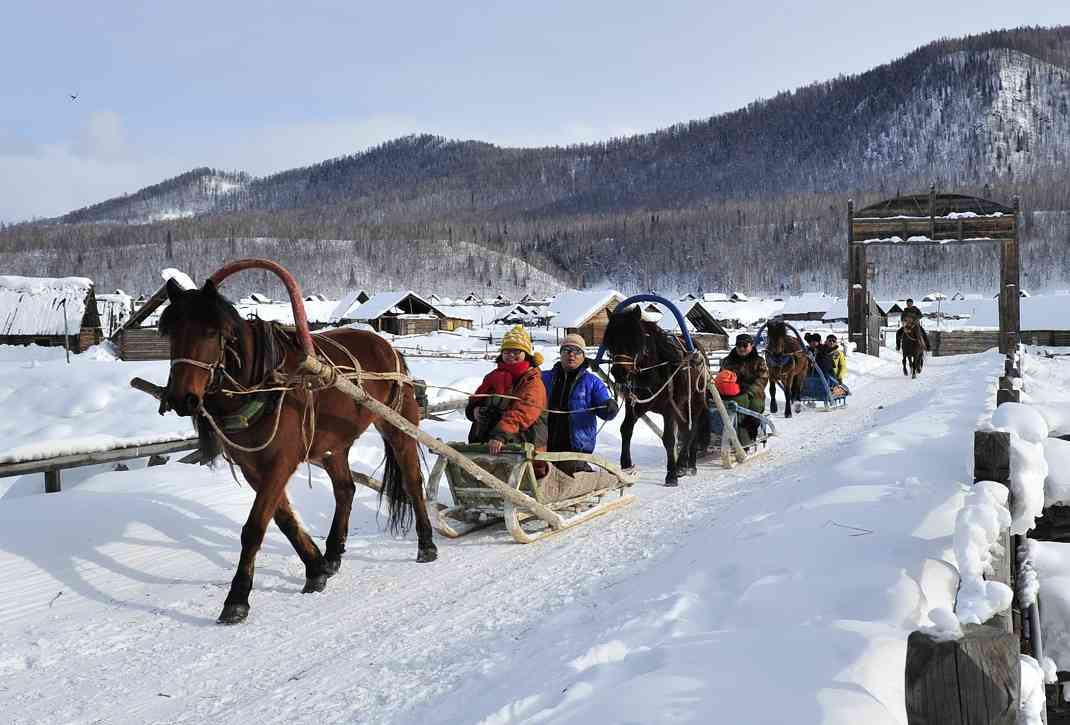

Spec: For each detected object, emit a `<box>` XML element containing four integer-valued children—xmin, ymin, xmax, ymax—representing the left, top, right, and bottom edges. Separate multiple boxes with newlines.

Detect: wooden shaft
<box><xmin>707</xmin><ymin>384</ymin><xmax>748</xmax><ymax>462</ymax></box>
<box><xmin>297</xmin><ymin>355</ymin><xmax>566</xmax><ymax>528</ymax></box>
<box><xmin>131</xmin><ymin>377</ymin><xmax>167</xmax><ymax>400</ymax></box>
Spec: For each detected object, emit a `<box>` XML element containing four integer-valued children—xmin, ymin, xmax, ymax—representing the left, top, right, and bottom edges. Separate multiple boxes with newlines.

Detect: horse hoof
<box><xmin>686</xmin><ymin>466</ymin><xmax>697</xmax><ymax>477</ymax></box>
<box><xmin>217</xmin><ymin>603</ymin><xmax>250</xmax><ymax>625</ymax></box>
<box><xmin>793</xmin><ymin>403</ymin><xmax>802</xmax><ymax>414</ymax></box>
<box><xmin>664</xmin><ymin>479</ymin><xmax>679</xmax><ymax>487</ymax></box>
<box><xmin>302</xmin><ymin>574</ymin><xmax>329</xmax><ymax>593</ymax></box>
<box><xmin>324</xmin><ymin>558</ymin><xmax>341</xmax><ymax>577</ymax></box>
<box><xmin>417</xmin><ymin>546</ymin><xmax>438</xmax><ymax>563</ymax></box>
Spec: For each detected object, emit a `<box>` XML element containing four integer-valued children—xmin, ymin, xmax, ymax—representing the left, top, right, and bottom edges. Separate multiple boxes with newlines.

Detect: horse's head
<box><xmin>158</xmin><ymin>278</ymin><xmax>245</xmax><ymax>416</ymax></box>
<box><xmin>603</xmin><ymin>304</ymin><xmax>646</xmax><ymax>384</ymax></box>
<box><xmin>765</xmin><ymin>319</ymin><xmax>790</xmax><ymax>354</ymax></box>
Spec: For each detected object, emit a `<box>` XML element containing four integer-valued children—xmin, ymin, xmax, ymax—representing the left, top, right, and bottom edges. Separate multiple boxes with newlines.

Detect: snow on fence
<box><xmin>905</xmin><ymin>346</ymin><xmax>1053</xmax><ymax>725</ymax></box>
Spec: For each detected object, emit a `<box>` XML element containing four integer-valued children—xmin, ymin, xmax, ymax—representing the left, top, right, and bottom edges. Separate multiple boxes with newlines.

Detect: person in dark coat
<box><xmin>896</xmin><ymin>298</ymin><xmax>931</xmax><ymax>350</ymax></box>
<box><xmin>718</xmin><ymin>333</ymin><xmax>769</xmax><ymax>444</ymax></box>
<box><xmin>542</xmin><ymin>334</ymin><xmax>618</xmax><ymax>474</ymax></box>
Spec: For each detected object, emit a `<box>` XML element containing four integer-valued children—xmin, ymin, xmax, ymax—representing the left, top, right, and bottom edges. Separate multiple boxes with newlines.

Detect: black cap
<box><xmin>736</xmin><ymin>333</ymin><xmax>754</xmax><ymax>345</ymax></box>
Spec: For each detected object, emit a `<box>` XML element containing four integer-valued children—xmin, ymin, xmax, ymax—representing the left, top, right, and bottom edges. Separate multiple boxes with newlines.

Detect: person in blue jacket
<box><xmin>542</xmin><ymin>334</ymin><xmax>618</xmax><ymax>474</ymax></box>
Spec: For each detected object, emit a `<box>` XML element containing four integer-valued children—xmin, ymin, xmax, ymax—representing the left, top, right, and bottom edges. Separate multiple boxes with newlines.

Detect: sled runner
<box><xmin>425</xmin><ymin>443</ymin><xmax>637</xmax><ymax>543</ymax></box>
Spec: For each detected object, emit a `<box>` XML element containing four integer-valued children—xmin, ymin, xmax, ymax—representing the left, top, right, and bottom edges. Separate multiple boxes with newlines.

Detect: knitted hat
<box><xmin>560</xmin><ymin>333</ymin><xmax>586</xmax><ymax>353</ymax></box>
<box><xmin>502</xmin><ymin>325</ymin><xmax>534</xmax><ymax>355</ymax></box>
<box><xmin>501</xmin><ymin>325</ymin><xmax>544</xmax><ymax>366</ymax></box>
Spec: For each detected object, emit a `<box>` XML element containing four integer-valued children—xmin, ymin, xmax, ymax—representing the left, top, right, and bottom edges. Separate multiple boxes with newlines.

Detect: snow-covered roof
<box><xmin>0</xmin><ymin>276</ymin><xmax>94</xmax><ymax>336</ymax></box>
<box><xmin>702</xmin><ymin>292</ymin><xmax>729</xmax><ymax>302</ymax></box>
<box><xmin>779</xmin><ymin>293</ymin><xmax>836</xmax><ymax>316</ymax></box>
<box><xmin>823</xmin><ymin>299</ymin><xmax>849</xmax><ymax>320</ymax></box>
<box><xmin>696</xmin><ymin>298</ymin><xmax>785</xmax><ymax>326</ymax></box>
<box><xmin>730</xmin><ymin>292</ymin><xmax>750</xmax><ymax>302</ymax></box>
<box><xmin>352</xmin><ymin>291</ymin><xmax>444</xmax><ymax>321</ymax></box>
<box><xmin>330</xmin><ymin>289</ymin><xmax>367</xmax><ymax>322</ymax></box>
<box><xmin>549</xmin><ymin>290</ymin><xmax>624</xmax><ymax>328</ymax></box>
<box><xmin>922</xmin><ymin>292</ymin><xmax>947</xmax><ymax>302</ymax></box>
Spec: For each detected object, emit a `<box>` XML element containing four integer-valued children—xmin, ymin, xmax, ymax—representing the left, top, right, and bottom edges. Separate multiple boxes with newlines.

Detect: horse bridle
<box><xmin>170</xmin><ymin>333</ymin><xmax>244</xmax><ymax>399</ymax></box>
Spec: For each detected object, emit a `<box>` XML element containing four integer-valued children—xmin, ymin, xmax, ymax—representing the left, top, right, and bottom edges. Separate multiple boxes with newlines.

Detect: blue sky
<box><xmin>2</xmin><ymin>1</ymin><xmax>1068</xmax><ymax>221</ymax></box>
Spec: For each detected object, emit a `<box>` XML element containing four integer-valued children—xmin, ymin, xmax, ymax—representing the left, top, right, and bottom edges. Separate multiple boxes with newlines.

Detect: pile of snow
<box><xmin>951</xmin><ymin>481</ymin><xmax>1013</xmax><ymax>625</ymax></box>
<box><xmin>988</xmin><ymin>402</ymin><xmax>1050</xmax><ymax>533</ymax></box>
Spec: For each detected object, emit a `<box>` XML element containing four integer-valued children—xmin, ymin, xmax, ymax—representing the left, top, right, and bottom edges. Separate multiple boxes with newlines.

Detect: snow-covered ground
<box><xmin>0</xmin><ymin>338</ymin><xmax>1028</xmax><ymax>724</ymax></box>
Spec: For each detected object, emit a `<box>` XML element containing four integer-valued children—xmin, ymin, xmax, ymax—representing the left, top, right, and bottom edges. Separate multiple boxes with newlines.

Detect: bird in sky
<box><xmin>69</xmin><ymin>94</ymin><xmax>78</xmax><ymax>101</ymax></box>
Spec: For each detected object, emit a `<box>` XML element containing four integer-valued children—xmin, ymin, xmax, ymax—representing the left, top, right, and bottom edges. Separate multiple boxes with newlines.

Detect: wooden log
<box><xmin>905</xmin><ymin>624</ymin><xmax>1019</xmax><ymax>725</ymax></box>
<box><xmin>974</xmin><ymin>431</ymin><xmax>1011</xmax><ymax>484</ymax></box>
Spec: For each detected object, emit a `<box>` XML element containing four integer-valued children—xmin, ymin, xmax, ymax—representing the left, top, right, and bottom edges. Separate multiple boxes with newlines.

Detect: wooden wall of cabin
<box><xmin>117</xmin><ymin>327</ymin><xmax>171</xmax><ymax>361</ymax></box>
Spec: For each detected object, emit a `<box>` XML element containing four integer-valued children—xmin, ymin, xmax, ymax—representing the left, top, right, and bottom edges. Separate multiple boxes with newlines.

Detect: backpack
<box><xmin>714</xmin><ymin>369</ymin><xmax>741</xmax><ymax>397</ymax></box>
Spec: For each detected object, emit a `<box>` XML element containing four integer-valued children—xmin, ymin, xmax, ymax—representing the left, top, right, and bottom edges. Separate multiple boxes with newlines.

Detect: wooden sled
<box><xmin>425</xmin><ymin>443</ymin><xmax>638</xmax><ymax>543</ymax></box>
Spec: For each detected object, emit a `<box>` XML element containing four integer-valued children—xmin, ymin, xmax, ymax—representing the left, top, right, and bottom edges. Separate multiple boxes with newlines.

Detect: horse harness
<box><xmin>171</xmin><ymin>321</ymin><xmax>412</xmax><ymax>455</ymax></box>
<box><xmin>610</xmin><ymin>335</ymin><xmax>709</xmax><ymax>426</ymax></box>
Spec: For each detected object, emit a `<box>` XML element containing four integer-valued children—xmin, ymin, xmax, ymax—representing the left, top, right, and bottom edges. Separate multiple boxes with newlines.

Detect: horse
<box><xmin>159</xmin><ymin>278</ymin><xmax>436</xmax><ymax>624</ymax></box>
<box><xmin>763</xmin><ymin>320</ymin><xmax>810</xmax><ymax>418</ymax></box>
<box><xmin>601</xmin><ymin>304</ymin><xmax>711</xmax><ymax>487</ymax></box>
<box><xmin>901</xmin><ymin>317</ymin><xmax>925</xmax><ymax>378</ymax></box>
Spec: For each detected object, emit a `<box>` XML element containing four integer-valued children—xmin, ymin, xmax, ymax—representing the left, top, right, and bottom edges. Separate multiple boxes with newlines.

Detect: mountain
<box><xmin>6</xmin><ymin>25</ymin><xmax>1070</xmax><ymax>297</ymax></box>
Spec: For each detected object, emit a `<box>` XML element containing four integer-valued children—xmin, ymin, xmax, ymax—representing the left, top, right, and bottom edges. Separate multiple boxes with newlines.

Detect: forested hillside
<box><xmin>3</xmin><ymin>26</ymin><xmax>1070</xmax><ymax>297</ymax></box>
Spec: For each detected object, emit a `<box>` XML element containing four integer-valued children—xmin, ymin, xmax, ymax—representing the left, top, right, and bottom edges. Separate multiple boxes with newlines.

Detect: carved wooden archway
<box><xmin>847</xmin><ymin>188</ymin><xmax>1020</xmax><ymax>356</ymax></box>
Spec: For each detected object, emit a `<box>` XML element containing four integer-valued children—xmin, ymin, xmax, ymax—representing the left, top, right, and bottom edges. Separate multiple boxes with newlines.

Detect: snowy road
<box><xmin>0</xmin><ymin>348</ymin><xmax>999</xmax><ymax>724</ymax></box>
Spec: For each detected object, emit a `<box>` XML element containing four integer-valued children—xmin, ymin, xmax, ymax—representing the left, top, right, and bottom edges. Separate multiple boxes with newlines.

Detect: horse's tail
<box><xmin>379</xmin><ymin>440</ymin><xmax>415</xmax><ymax>536</ymax></box>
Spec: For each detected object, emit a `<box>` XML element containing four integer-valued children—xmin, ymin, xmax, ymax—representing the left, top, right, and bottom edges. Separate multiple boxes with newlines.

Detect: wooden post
<box><xmin>847</xmin><ymin>199</ymin><xmax>869</xmax><ymax>355</ymax></box>
<box><xmin>905</xmin><ymin>625</ymin><xmax>1019</xmax><ymax>725</ymax></box>
<box><xmin>975</xmin><ymin>431</ymin><xmax>1011</xmax><ymax>485</ymax></box>
<box><xmin>999</xmin><ymin>197</ymin><xmax>1022</xmax><ymax>354</ymax></box>
<box><xmin>44</xmin><ymin>469</ymin><xmax>61</xmax><ymax>494</ymax></box>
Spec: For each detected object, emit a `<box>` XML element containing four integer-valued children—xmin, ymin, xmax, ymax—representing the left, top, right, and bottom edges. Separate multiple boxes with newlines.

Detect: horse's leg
<box><xmin>782</xmin><ymin>377</ymin><xmax>793</xmax><ymax>419</ymax></box>
<box><xmin>381</xmin><ymin>420</ymin><xmax>438</xmax><ymax>563</ymax></box>
<box><xmin>790</xmin><ymin>372</ymin><xmax>803</xmax><ymax>415</ymax></box>
<box><xmin>662</xmin><ymin>411</ymin><xmax>679</xmax><ymax>487</ymax></box>
<box><xmin>219</xmin><ymin>458</ymin><xmax>298</xmax><ymax>624</ymax></box>
<box><xmin>768</xmin><ymin>375</ymin><xmax>779</xmax><ymax>414</ymax></box>
<box><xmin>620</xmin><ymin>404</ymin><xmax>637</xmax><ymax>470</ymax></box>
<box><xmin>322</xmin><ymin>445</ymin><xmax>357</xmax><ymax>576</ymax></box>
<box><xmin>902</xmin><ymin>350</ymin><xmax>909</xmax><ymax>376</ymax></box>
<box><xmin>273</xmin><ymin>493</ymin><xmax>331</xmax><ymax>593</ymax></box>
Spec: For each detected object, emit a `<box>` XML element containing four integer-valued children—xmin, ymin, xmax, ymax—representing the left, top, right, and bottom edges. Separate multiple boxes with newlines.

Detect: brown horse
<box><xmin>602</xmin><ymin>305</ymin><xmax>710</xmax><ymax>487</ymax></box>
<box><xmin>901</xmin><ymin>318</ymin><xmax>926</xmax><ymax>378</ymax></box>
<box><xmin>159</xmin><ymin>278</ymin><xmax>436</xmax><ymax>624</ymax></box>
<box><xmin>763</xmin><ymin>320</ymin><xmax>810</xmax><ymax>418</ymax></box>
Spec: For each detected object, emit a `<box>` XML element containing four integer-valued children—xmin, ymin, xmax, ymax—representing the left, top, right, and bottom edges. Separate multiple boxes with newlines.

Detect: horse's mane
<box><xmin>159</xmin><ymin>284</ymin><xmax>245</xmax><ymax>338</ymax></box>
<box><xmin>766</xmin><ymin>319</ymin><xmax>801</xmax><ymax>354</ymax></box>
<box><xmin>604</xmin><ymin>305</ymin><xmax>691</xmax><ymax>361</ymax></box>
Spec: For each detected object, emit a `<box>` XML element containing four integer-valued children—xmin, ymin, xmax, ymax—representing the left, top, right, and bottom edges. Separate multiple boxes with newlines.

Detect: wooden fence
<box><xmin>929</xmin><ymin>330</ymin><xmax>1070</xmax><ymax>357</ymax></box>
<box><xmin>0</xmin><ymin>394</ymin><xmax>470</xmax><ymax>494</ymax></box>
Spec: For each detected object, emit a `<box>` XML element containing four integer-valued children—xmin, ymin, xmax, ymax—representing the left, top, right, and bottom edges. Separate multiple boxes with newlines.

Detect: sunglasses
<box><xmin>560</xmin><ymin>347</ymin><xmax>584</xmax><ymax>356</ymax></box>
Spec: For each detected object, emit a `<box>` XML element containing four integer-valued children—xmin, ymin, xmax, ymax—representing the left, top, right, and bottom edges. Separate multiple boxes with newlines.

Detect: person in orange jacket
<box><xmin>466</xmin><ymin>325</ymin><xmax>548</xmax><ymax>455</ymax></box>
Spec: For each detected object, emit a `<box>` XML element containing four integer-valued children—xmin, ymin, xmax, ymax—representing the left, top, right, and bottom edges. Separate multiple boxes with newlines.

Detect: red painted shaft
<box><xmin>209</xmin><ymin>259</ymin><xmax>314</xmax><ymax>355</ymax></box>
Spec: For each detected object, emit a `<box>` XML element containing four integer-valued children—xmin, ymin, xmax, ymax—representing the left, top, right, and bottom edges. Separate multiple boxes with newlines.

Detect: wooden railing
<box><xmin>0</xmin><ymin>393</ymin><xmax>470</xmax><ymax>495</ymax></box>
